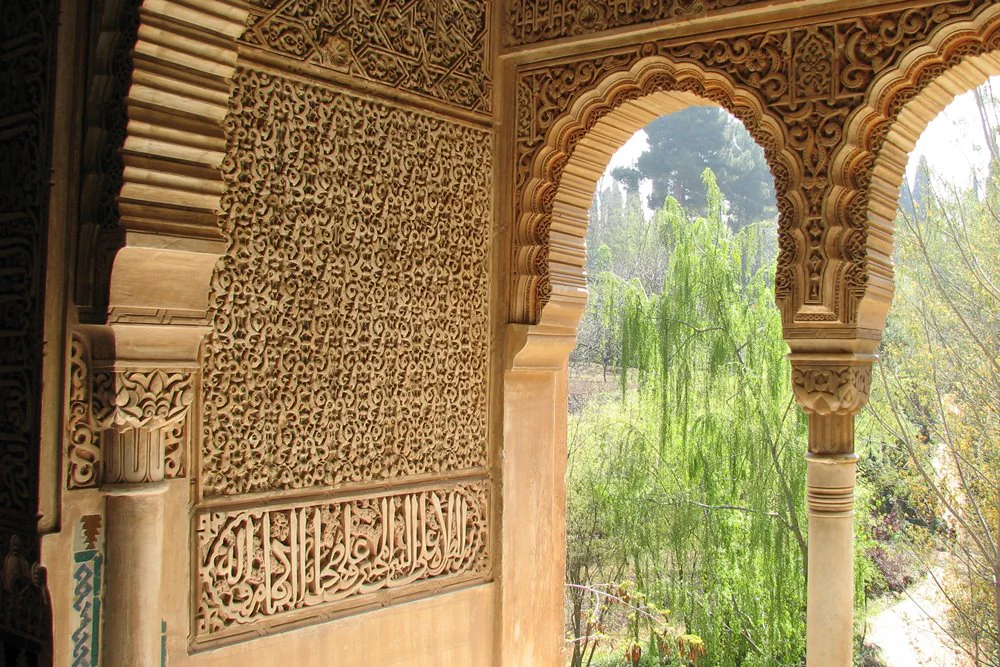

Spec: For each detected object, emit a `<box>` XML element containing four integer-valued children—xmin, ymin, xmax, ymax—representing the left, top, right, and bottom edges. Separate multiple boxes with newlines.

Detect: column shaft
<box><xmin>102</xmin><ymin>483</ymin><xmax>166</xmax><ymax>666</ymax></box>
<box><xmin>805</xmin><ymin>452</ymin><xmax>857</xmax><ymax>667</ymax></box>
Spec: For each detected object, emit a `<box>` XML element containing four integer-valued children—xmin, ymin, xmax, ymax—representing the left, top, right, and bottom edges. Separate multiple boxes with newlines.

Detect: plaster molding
<box><xmin>104</xmin><ymin>0</ymin><xmax>248</xmax><ymax>326</ymax></box>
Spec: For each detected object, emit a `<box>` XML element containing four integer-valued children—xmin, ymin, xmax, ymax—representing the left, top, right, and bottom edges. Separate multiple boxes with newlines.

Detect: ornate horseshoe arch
<box><xmin>831</xmin><ymin>2</ymin><xmax>1000</xmax><ymax>336</ymax></box>
<box><xmin>510</xmin><ymin>54</ymin><xmax>798</xmax><ymax>330</ymax></box>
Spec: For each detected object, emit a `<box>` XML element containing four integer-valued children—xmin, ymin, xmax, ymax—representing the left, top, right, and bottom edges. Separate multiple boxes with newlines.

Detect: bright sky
<box><xmin>599</xmin><ymin>76</ymin><xmax>1000</xmax><ymax>208</ymax></box>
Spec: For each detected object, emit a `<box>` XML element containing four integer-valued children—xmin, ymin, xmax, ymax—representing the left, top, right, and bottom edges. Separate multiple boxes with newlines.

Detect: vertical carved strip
<box><xmin>68</xmin><ymin>335</ymin><xmax>101</xmax><ymax>489</ymax></box>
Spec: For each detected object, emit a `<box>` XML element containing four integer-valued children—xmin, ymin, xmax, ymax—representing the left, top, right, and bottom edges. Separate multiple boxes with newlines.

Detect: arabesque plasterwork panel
<box><xmin>242</xmin><ymin>0</ymin><xmax>492</xmax><ymax>113</ymax></box>
<box><xmin>511</xmin><ymin>1</ymin><xmax>990</xmax><ymax>329</ymax></box>
<box><xmin>195</xmin><ymin>482</ymin><xmax>490</xmax><ymax>644</ymax></box>
<box><xmin>200</xmin><ymin>68</ymin><xmax>492</xmax><ymax>498</ymax></box>
<box><xmin>505</xmin><ymin>0</ymin><xmax>761</xmax><ymax>47</ymax></box>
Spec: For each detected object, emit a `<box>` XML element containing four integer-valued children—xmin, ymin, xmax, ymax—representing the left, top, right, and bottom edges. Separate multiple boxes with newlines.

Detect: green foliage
<box><xmin>568</xmin><ymin>169</ymin><xmax>807</xmax><ymax>666</ymax></box>
<box><xmin>857</xmin><ymin>152</ymin><xmax>1000</xmax><ymax>664</ymax></box>
<box><xmin>631</xmin><ymin>108</ymin><xmax>776</xmax><ymax>226</ymax></box>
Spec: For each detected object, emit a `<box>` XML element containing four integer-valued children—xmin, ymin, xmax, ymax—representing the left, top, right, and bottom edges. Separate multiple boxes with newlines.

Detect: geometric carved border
<box><xmin>240</xmin><ymin>0</ymin><xmax>492</xmax><ymax>114</ymax></box>
<box><xmin>504</xmin><ymin>0</ymin><xmax>763</xmax><ymax>47</ymax></box>
<box><xmin>194</xmin><ymin>481</ymin><xmax>490</xmax><ymax>647</ymax></box>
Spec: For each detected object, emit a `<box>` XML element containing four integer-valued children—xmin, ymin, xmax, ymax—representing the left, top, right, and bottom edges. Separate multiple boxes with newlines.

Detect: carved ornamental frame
<box><xmin>508</xmin><ymin>1</ymin><xmax>1000</xmax><ymax>347</ymax></box>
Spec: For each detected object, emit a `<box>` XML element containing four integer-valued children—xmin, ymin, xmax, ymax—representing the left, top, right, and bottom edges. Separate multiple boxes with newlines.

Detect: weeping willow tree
<box><xmin>567</xmin><ymin>171</ymin><xmax>808</xmax><ymax>666</ymax></box>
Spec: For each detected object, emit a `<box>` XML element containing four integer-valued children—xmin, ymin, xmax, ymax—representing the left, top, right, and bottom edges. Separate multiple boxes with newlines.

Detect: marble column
<box><xmin>790</xmin><ymin>354</ymin><xmax>873</xmax><ymax>667</ymax></box>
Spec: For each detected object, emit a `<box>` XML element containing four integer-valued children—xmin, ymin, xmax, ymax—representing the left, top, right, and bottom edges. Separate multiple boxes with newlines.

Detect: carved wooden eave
<box><xmin>107</xmin><ymin>0</ymin><xmax>249</xmax><ymax>345</ymax></box>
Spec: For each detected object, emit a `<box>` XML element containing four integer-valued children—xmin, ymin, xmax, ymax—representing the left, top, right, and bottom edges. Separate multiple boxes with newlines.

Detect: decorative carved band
<box><xmin>68</xmin><ymin>335</ymin><xmax>101</xmax><ymax>489</ymax></box>
<box><xmin>790</xmin><ymin>356</ymin><xmax>873</xmax><ymax>454</ymax></box>
<box><xmin>806</xmin><ymin>485</ymin><xmax>855</xmax><ymax>518</ymax></box>
<box><xmin>504</xmin><ymin>0</ymin><xmax>761</xmax><ymax>47</ymax></box>
<box><xmin>194</xmin><ymin>482</ymin><xmax>491</xmax><ymax>645</ymax></box>
<box><xmin>790</xmin><ymin>363</ymin><xmax>871</xmax><ymax>417</ymax></box>
<box><xmin>805</xmin><ymin>453</ymin><xmax>858</xmax><ymax>518</ymax></box>
<box><xmin>240</xmin><ymin>0</ymin><xmax>492</xmax><ymax>114</ymax></box>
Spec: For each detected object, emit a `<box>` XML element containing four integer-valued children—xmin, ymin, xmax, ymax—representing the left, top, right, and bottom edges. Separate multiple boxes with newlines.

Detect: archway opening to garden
<box><xmin>849</xmin><ymin>69</ymin><xmax>1000</xmax><ymax>666</ymax></box>
<box><xmin>563</xmin><ymin>104</ymin><xmax>800</xmax><ymax>666</ymax></box>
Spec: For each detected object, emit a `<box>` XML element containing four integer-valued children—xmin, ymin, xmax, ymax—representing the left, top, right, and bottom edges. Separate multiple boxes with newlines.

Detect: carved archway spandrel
<box><xmin>510</xmin><ymin>1</ymin><xmax>993</xmax><ymax>339</ymax></box>
<box><xmin>510</xmin><ymin>54</ymin><xmax>797</xmax><ymax>326</ymax></box>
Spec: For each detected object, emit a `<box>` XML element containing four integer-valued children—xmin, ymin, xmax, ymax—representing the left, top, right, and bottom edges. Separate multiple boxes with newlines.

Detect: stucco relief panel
<box><xmin>505</xmin><ymin>0</ymin><xmax>761</xmax><ymax>47</ymax></box>
<box><xmin>242</xmin><ymin>0</ymin><xmax>492</xmax><ymax>113</ymax></box>
<box><xmin>195</xmin><ymin>482</ymin><xmax>490</xmax><ymax>643</ymax></box>
<box><xmin>200</xmin><ymin>68</ymin><xmax>492</xmax><ymax>499</ymax></box>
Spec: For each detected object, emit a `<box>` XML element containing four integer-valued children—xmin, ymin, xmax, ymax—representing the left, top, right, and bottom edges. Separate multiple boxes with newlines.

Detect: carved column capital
<box><xmin>92</xmin><ymin>368</ymin><xmax>194</xmax><ymax>431</ymax></box>
<box><xmin>789</xmin><ymin>357</ymin><xmax>872</xmax><ymax>417</ymax></box>
<box><xmin>790</xmin><ymin>354</ymin><xmax>874</xmax><ymax>455</ymax></box>
<box><xmin>90</xmin><ymin>366</ymin><xmax>194</xmax><ymax>486</ymax></box>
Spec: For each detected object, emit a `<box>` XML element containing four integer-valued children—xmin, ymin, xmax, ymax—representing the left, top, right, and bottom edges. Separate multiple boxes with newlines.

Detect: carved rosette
<box><xmin>790</xmin><ymin>357</ymin><xmax>873</xmax><ymax>455</ymax></box>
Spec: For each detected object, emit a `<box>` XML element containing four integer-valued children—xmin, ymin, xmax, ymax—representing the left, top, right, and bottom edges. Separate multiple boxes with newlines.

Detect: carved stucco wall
<box><xmin>194</xmin><ymin>24</ymin><xmax>494</xmax><ymax>643</ymax></box>
<box><xmin>504</xmin><ymin>0</ymin><xmax>765</xmax><ymax>46</ymax></box>
<box><xmin>0</xmin><ymin>0</ymin><xmax>57</xmax><ymax>661</ymax></box>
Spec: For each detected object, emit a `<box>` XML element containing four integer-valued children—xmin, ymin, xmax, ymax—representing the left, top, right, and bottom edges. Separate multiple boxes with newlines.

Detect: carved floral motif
<box><xmin>195</xmin><ymin>483</ymin><xmax>490</xmax><ymax>643</ymax></box>
<box><xmin>66</xmin><ymin>336</ymin><xmax>190</xmax><ymax>489</ymax></box>
<box><xmin>242</xmin><ymin>0</ymin><xmax>492</xmax><ymax>113</ymax></box>
<box><xmin>67</xmin><ymin>335</ymin><xmax>100</xmax><ymax>489</ymax></box>
<box><xmin>511</xmin><ymin>1</ymin><xmax>987</xmax><ymax>327</ymax></box>
<box><xmin>200</xmin><ymin>69</ymin><xmax>492</xmax><ymax>498</ymax></box>
<box><xmin>790</xmin><ymin>364</ymin><xmax>871</xmax><ymax>416</ymax></box>
<box><xmin>92</xmin><ymin>370</ymin><xmax>194</xmax><ymax>431</ymax></box>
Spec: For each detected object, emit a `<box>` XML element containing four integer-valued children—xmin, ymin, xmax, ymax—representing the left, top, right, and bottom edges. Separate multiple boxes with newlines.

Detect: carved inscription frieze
<box><xmin>511</xmin><ymin>1</ymin><xmax>986</xmax><ymax>326</ymax></box>
<box><xmin>505</xmin><ymin>0</ymin><xmax>760</xmax><ymax>47</ymax></box>
<box><xmin>195</xmin><ymin>483</ymin><xmax>490</xmax><ymax>643</ymax></box>
<box><xmin>0</xmin><ymin>0</ymin><xmax>56</xmax><ymax>535</ymax></box>
<box><xmin>201</xmin><ymin>69</ymin><xmax>491</xmax><ymax>498</ymax></box>
<box><xmin>242</xmin><ymin>0</ymin><xmax>492</xmax><ymax>113</ymax></box>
